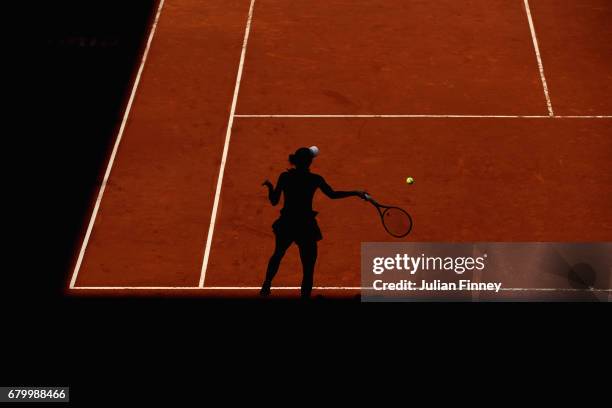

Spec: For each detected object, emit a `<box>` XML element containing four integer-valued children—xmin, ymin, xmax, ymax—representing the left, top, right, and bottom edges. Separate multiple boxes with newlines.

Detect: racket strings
<box><xmin>383</xmin><ymin>208</ymin><xmax>412</xmax><ymax>237</ymax></box>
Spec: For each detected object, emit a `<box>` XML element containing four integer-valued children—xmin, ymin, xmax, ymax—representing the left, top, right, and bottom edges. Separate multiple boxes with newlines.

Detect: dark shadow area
<box><xmin>13</xmin><ymin>1</ymin><xmax>158</xmax><ymax>309</ymax></box>
<box><xmin>568</xmin><ymin>262</ymin><xmax>597</xmax><ymax>290</ymax></box>
<box><xmin>541</xmin><ymin>245</ymin><xmax>610</xmax><ymax>302</ymax></box>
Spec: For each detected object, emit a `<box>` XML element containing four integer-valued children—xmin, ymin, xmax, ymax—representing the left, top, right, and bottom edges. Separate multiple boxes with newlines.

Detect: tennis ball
<box><xmin>406</xmin><ymin>177</ymin><xmax>415</xmax><ymax>185</ymax></box>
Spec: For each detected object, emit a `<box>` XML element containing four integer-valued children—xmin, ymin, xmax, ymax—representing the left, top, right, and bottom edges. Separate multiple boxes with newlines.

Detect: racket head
<box><xmin>381</xmin><ymin>207</ymin><xmax>413</xmax><ymax>238</ymax></box>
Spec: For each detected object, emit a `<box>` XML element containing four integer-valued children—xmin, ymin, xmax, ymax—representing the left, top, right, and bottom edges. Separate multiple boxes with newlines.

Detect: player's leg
<box><xmin>261</xmin><ymin>233</ymin><xmax>293</xmax><ymax>296</ymax></box>
<box><xmin>297</xmin><ymin>240</ymin><xmax>318</xmax><ymax>299</ymax></box>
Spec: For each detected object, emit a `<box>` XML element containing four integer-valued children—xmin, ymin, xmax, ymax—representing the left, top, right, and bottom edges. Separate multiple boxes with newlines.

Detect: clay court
<box><xmin>68</xmin><ymin>0</ymin><xmax>612</xmax><ymax>299</ymax></box>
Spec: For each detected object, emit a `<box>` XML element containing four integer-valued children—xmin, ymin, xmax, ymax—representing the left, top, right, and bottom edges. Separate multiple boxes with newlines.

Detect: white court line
<box><xmin>74</xmin><ymin>287</ymin><xmax>201</xmax><ymax>290</ymax></box>
<box><xmin>234</xmin><ymin>114</ymin><xmax>612</xmax><ymax>119</ymax></box>
<box><xmin>69</xmin><ymin>0</ymin><xmax>166</xmax><ymax>289</ymax></box>
<box><xmin>199</xmin><ymin>0</ymin><xmax>257</xmax><ymax>288</ymax></box>
<box><xmin>523</xmin><ymin>0</ymin><xmax>554</xmax><ymax>117</ymax></box>
<box><xmin>71</xmin><ymin>286</ymin><xmax>612</xmax><ymax>292</ymax></box>
<box><xmin>559</xmin><ymin>115</ymin><xmax>612</xmax><ymax>119</ymax></box>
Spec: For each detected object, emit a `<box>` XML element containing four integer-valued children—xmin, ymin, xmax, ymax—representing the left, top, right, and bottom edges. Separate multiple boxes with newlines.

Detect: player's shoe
<box><xmin>260</xmin><ymin>284</ymin><xmax>271</xmax><ymax>297</ymax></box>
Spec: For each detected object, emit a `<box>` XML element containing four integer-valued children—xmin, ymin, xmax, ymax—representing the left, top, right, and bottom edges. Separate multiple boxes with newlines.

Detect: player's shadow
<box><xmin>567</xmin><ymin>263</ymin><xmax>597</xmax><ymax>290</ymax></box>
<box><xmin>542</xmin><ymin>247</ymin><xmax>609</xmax><ymax>302</ymax></box>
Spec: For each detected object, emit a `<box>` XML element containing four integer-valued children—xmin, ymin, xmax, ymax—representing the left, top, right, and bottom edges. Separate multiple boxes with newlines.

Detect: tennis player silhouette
<box><xmin>261</xmin><ymin>147</ymin><xmax>367</xmax><ymax>299</ymax></box>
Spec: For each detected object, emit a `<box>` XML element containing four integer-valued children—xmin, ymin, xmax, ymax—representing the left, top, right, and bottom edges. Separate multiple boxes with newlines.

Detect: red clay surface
<box><xmin>75</xmin><ymin>0</ymin><xmax>252</xmax><ymax>286</ymax></box>
<box><xmin>237</xmin><ymin>0</ymin><xmax>549</xmax><ymax>115</ymax></box>
<box><xmin>206</xmin><ymin>118</ymin><xmax>612</xmax><ymax>289</ymax></box>
<box><xmin>70</xmin><ymin>0</ymin><xmax>612</xmax><ymax>299</ymax></box>
<box><xmin>528</xmin><ymin>0</ymin><xmax>612</xmax><ymax>115</ymax></box>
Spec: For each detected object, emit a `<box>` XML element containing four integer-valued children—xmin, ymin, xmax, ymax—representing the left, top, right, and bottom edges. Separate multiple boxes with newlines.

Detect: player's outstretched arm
<box><xmin>319</xmin><ymin>178</ymin><xmax>367</xmax><ymax>200</ymax></box>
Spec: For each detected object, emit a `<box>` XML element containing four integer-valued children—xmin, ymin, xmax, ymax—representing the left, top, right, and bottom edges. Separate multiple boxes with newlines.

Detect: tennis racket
<box><xmin>364</xmin><ymin>193</ymin><xmax>413</xmax><ymax>238</ymax></box>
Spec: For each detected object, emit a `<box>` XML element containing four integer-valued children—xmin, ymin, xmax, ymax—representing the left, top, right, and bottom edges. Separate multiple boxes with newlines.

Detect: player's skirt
<box><xmin>272</xmin><ymin>211</ymin><xmax>323</xmax><ymax>243</ymax></box>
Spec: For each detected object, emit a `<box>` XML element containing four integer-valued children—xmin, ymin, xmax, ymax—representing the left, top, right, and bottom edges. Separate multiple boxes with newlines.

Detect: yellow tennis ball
<box><xmin>406</xmin><ymin>177</ymin><xmax>415</xmax><ymax>185</ymax></box>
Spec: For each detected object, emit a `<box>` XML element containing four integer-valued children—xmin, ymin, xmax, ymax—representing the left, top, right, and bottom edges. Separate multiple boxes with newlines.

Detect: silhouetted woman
<box><xmin>261</xmin><ymin>147</ymin><xmax>366</xmax><ymax>299</ymax></box>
